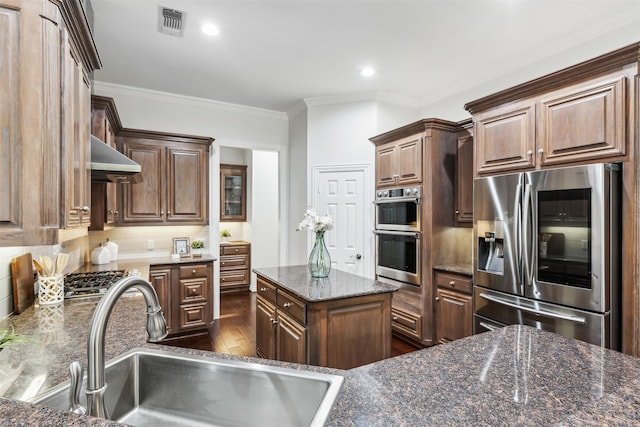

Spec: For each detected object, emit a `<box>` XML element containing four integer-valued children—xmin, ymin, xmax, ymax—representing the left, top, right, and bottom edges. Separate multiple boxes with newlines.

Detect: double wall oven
<box><xmin>373</xmin><ymin>186</ymin><xmax>421</xmax><ymax>286</ymax></box>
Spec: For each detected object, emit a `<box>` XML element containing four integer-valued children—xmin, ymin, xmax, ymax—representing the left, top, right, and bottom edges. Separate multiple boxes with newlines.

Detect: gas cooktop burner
<box><xmin>64</xmin><ymin>270</ymin><xmax>125</xmax><ymax>298</ymax></box>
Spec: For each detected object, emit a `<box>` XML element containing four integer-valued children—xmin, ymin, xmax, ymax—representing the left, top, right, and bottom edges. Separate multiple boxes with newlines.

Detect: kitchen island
<box><xmin>254</xmin><ymin>265</ymin><xmax>398</xmax><ymax>369</ymax></box>
<box><xmin>2</xmin><ymin>293</ymin><xmax>640</xmax><ymax>424</ymax></box>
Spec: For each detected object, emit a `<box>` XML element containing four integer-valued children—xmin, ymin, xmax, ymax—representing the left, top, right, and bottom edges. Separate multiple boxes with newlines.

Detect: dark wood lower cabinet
<box><xmin>255</xmin><ymin>274</ymin><xmax>392</xmax><ymax>369</ymax></box>
<box><xmin>435</xmin><ymin>270</ymin><xmax>473</xmax><ymax>344</ymax></box>
<box><xmin>149</xmin><ymin>259</ymin><xmax>214</xmax><ymax>339</ymax></box>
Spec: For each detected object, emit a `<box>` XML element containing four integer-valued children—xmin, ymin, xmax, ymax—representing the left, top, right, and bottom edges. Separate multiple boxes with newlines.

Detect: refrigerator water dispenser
<box><xmin>477</xmin><ymin>220</ymin><xmax>504</xmax><ymax>275</ymax></box>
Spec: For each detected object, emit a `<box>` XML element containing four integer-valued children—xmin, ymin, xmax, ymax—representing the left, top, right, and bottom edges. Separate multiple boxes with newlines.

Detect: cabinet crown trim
<box><xmin>464</xmin><ymin>42</ymin><xmax>640</xmax><ymax>115</ymax></box>
<box><xmin>91</xmin><ymin>95</ymin><xmax>123</xmax><ymax>133</ymax></box>
<box><xmin>118</xmin><ymin>128</ymin><xmax>215</xmax><ymax>146</ymax></box>
<box><xmin>369</xmin><ymin>118</ymin><xmax>459</xmax><ymax>145</ymax></box>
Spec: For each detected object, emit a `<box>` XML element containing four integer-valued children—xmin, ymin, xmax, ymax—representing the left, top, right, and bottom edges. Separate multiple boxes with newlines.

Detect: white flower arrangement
<box><xmin>296</xmin><ymin>209</ymin><xmax>333</xmax><ymax>233</ymax></box>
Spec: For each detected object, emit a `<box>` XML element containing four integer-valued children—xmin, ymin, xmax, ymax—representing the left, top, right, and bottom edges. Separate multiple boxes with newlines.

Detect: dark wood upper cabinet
<box><xmin>220</xmin><ymin>164</ymin><xmax>247</xmax><ymax>222</ymax></box>
<box><xmin>90</xmin><ymin>96</ymin><xmax>123</xmax><ymax>230</ymax></box>
<box><xmin>0</xmin><ymin>0</ymin><xmax>100</xmax><ymax>246</ymax></box>
<box><xmin>374</xmin><ymin>134</ymin><xmax>422</xmax><ymax>188</ymax></box>
<box><xmin>455</xmin><ymin>121</ymin><xmax>474</xmax><ymax>226</ymax></box>
<box><xmin>118</xmin><ymin>129</ymin><xmax>213</xmax><ymax>226</ymax></box>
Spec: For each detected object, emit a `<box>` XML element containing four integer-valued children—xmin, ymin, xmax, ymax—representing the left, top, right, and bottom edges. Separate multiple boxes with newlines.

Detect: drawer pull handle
<box><xmin>449</xmin><ymin>281</ymin><xmax>455</xmax><ymax>286</ymax></box>
<box><xmin>260</xmin><ymin>287</ymin><xmax>267</xmax><ymax>292</ymax></box>
<box><xmin>283</xmin><ymin>302</ymin><xmax>292</xmax><ymax>308</ymax></box>
<box><xmin>435</xmin><ymin>297</ymin><xmax>440</xmax><ymax>302</ymax></box>
<box><xmin>192</xmin><ymin>269</ymin><xmax>196</xmax><ymax>275</ymax></box>
<box><xmin>392</xmin><ymin>316</ymin><xmax>398</xmax><ymax>321</ymax></box>
<box><xmin>234</xmin><ymin>249</ymin><xmax>239</xmax><ymax>252</ymax></box>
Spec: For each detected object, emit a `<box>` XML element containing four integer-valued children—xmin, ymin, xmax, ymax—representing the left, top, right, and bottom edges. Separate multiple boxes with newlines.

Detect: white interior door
<box><xmin>314</xmin><ymin>166</ymin><xmax>371</xmax><ymax>276</ymax></box>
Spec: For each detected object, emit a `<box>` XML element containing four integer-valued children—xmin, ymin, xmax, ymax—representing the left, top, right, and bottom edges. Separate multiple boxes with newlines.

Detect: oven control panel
<box><xmin>376</xmin><ymin>187</ymin><xmax>421</xmax><ymax>200</ymax></box>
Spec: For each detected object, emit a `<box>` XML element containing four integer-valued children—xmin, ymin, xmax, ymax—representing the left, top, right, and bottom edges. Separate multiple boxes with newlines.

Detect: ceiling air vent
<box><xmin>158</xmin><ymin>6</ymin><xmax>186</xmax><ymax>37</ymax></box>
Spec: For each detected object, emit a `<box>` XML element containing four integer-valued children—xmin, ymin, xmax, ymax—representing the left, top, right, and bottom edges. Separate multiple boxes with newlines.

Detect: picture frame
<box><xmin>173</xmin><ymin>237</ymin><xmax>191</xmax><ymax>257</ymax></box>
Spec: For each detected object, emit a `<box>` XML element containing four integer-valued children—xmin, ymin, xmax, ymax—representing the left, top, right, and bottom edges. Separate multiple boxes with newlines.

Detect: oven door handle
<box><xmin>372</xmin><ymin>230</ymin><xmax>421</xmax><ymax>239</ymax></box>
<box><xmin>478</xmin><ymin>292</ymin><xmax>586</xmax><ymax>324</ymax></box>
<box><xmin>373</xmin><ymin>198</ymin><xmax>421</xmax><ymax>205</ymax></box>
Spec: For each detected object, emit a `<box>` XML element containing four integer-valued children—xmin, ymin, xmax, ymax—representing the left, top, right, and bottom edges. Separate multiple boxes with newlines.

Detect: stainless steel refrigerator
<box><xmin>473</xmin><ymin>163</ymin><xmax>621</xmax><ymax>350</ymax></box>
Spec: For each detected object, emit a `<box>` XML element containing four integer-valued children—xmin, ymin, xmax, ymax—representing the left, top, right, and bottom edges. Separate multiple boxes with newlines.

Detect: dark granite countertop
<box><xmin>253</xmin><ymin>265</ymin><xmax>398</xmax><ymax>302</ymax></box>
<box><xmin>2</xmin><ymin>290</ymin><xmax>640</xmax><ymax>425</ymax></box>
<box><xmin>71</xmin><ymin>255</ymin><xmax>217</xmax><ymax>280</ymax></box>
<box><xmin>433</xmin><ymin>263</ymin><xmax>473</xmax><ymax>276</ymax></box>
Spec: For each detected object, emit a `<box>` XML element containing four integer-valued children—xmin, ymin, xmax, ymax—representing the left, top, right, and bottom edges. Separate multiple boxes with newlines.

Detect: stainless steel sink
<box><xmin>34</xmin><ymin>348</ymin><xmax>343</xmax><ymax>427</ymax></box>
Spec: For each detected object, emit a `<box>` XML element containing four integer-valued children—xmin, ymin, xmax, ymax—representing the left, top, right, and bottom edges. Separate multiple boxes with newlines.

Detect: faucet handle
<box><xmin>69</xmin><ymin>361</ymin><xmax>87</xmax><ymax>415</ymax></box>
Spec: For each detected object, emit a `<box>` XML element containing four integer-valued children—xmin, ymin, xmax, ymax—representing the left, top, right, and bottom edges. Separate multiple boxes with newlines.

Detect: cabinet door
<box><xmin>538</xmin><ymin>75</ymin><xmax>626</xmax><ymax>166</ymax></box>
<box><xmin>276</xmin><ymin>312</ymin><xmax>307</xmax><ymax>364</ymax></box>
<box><xmin>61</xmin><ymin>29</ymin><xmax>92</xmax><ymax>227</ymax></box>
<box><xmin>167</xmin><ymin>145</ymin><xmax>207</xmax><ymax>223</ymax></box>
<box><xmin>436</xmin><ymin>288</ymin><xmax>472</xmax><ymax>344</ymax></box>
<box><xmin>396</xmin><ymin>135</ymin><xmax>422</xmax><ymax>185</ymax></box>
<box><xmin>375</xmin><ymin>144</ymin><xmax>398</xmax><ymax>187</ymax></box>
<box><xmin>121</xmin><ymin>141</ymin><xmax>165</xmax><ymax>223</ymax></box>
<box><xmin>0</xmin><ymin>3</ymin><xmax>61</xmax><ymax>245</ymax></box>
<box><xmin>220</xmin><ymin>164</ymin><xmax>247</xmax><ymax>221</ymax></box>
<box><xmin>150</xmin><ymin>268</ymin><xmax>173</xmax><ymax>335</ymax></box>
<box><xmin>105</xmin><ymin>122</ymin><xmax>119</xmax><ymax>224</ymax></box>
<box><xmin>475</xmin><ymin>103</ymin><xmax>536</xmax><ymax>175</ymax></box>
<box><xmin>256</xmin><ymin>297</ymin><xmax>276</xmax><ymax>359</ymax></box>
<box><xmin>455</xmin><ymin>132</ymin><xmax>474</xmax><ymax>225</ymax></box>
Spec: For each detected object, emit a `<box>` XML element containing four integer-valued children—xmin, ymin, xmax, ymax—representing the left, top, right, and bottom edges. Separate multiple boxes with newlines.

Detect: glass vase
<box><xmin>308</xmin><ymin>231</ymin><xmax>331</xmax><ymax>278</ymax></box>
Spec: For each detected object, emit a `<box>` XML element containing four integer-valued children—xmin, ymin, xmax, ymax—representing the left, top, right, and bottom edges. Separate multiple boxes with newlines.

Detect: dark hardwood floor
<box><xmin>165</xmin><ymin>291</ymin><xmax>420</xmax><ymax>358</ymax></box>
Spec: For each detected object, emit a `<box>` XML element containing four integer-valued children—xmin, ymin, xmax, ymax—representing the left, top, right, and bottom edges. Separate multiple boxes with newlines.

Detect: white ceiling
<box><xmin>89</xmin><ymin>0</ymin><xmax>640</xmax><ymax>114</ymax></box>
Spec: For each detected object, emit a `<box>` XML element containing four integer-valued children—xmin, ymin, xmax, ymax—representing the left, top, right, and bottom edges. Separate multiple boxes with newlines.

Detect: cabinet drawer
<box><xmin>257</xmin><ymin>277</ymin><xmax>277</xmax><ymax>305</ymax></box>
<box><xmin>179</xmin><ymin>264</ymin><xmax>208</xmax><ymax>279</ymax></box>
<box><xmin>221</xmin><ymin>245</ymin><xmax>249</xmax><ymax>256</ymax></box>
<box><xmin>179</xmin><ymin>303</ymin><xmax>207</xmax><ymax>330</ymax></box>
<box><xmin>220</xmin><ymin>254</ymin><xmax>249</xmax><ymax>270</ymax></box>
<box><xmin>277</xmin><ymin>290</ymin><xmax>306</xmax><ymax>325</ymax></box>
<box><xmin>220</xmin><ymin>270</ymin><xmax>249</xmax><ymax>287</ymax></box>
<box><xmin>435</xmin><ymin>271</ymin><xmax>472</xmax><ymax>294</ymax></box>
<box><xmin>179</xmin><ymin>278</ymin><xmax>207</xmax><ymax>304</ymax></box>
<box><xmin>391</xmin><ymin>308</ymin><xmax>422</xmax><ymax>340</ymax></box>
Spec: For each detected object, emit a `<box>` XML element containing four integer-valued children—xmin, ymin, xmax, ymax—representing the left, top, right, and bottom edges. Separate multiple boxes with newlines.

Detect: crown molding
<box><xmin>92</xmin><ymin>81</ymin><xmax>288</xmax><ymax>121</ymax></box>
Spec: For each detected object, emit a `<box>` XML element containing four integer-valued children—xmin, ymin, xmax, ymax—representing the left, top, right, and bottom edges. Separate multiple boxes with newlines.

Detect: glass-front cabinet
<box><xmin>220</xmin><ymin>164</ymin><xmax>247</xmax><ymax>221</ymax></box>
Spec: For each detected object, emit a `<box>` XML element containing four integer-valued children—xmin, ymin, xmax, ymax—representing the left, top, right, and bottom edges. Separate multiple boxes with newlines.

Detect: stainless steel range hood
<box><xmin>90</xmin><ymin>135</ymin><xmax>142</xmax><ymax>183</ymax></box>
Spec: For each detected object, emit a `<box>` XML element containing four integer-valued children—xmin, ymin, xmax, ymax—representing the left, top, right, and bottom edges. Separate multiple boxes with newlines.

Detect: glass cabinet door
<box><xmin>220</xmin><ymin>164</ymin><xmax>247</xmax><ymax>221</ymax></box>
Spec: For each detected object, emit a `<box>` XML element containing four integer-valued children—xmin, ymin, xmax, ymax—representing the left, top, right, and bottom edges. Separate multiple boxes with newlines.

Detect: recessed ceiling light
<box><xmin>201</xmin><ymin>23</ymin><xmax>220</xmax><ymax>36</ymax></box>
<box><xmin>360</xmin><ymin>67</ymin><xmax>375</xmax><ymax>77</ymax></box>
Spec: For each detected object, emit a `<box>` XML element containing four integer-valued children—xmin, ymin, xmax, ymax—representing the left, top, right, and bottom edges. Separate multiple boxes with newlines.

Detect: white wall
<box><xmin>287</xmin><ymin>108</ymin><xmax>309</xmax><ymax>265</ymax></box>
<box><xmin>250</xmin><ymin>150</ymin><xmax>280</xmax><ymax>290</ymax></box>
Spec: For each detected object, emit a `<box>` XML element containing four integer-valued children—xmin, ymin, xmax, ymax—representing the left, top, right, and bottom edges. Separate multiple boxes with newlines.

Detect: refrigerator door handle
<box><xmin>514</xmin><ymin>182</ymin><xmax>522</xmax><ymax>286</ymax></box>
<box><xmin>522</xmin><ymin>182</ymin><xmax>534</xmax><ymax>286</ymax></box>
<box><xmin>479</xmin><ymin>292</ymin><xmax>587</xmax><ymax>324</ymax></box>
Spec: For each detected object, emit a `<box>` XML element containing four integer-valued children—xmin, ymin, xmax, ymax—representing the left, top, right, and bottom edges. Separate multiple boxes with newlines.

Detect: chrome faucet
<box><xmin>69</xmin><ymin>276</ymin><xmax>167</xmax><ymax>419</ymax></box>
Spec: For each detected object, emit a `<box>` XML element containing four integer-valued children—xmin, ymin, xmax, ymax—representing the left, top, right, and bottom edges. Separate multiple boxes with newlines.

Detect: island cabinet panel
<box><xmin>149</xmin><ymin>259</ymin><xmax>214</xmax><ymax>340</ymax></box>
<box><xmin>276</xmin><ymin>312</ymin><xmax>307</xmax><ymax>364</ymax></box>
<box><xmin>309</xmin><ymin>298</ymin><xmax>391</xmax><ymax>369</ymax></box>
<box><xmin>118</xmin><ymin>129</ymin><xmax>213</xmax><ymax>226</ymax></box>
<box><xmin>255</xmin><ymin>271</ymin><xmax>394</xmax><ymax>369</ymax></box>
<box><xmin>256</xmin><ymin>298</ymin><xmax>277</xmax><ymax>360</ymax></box>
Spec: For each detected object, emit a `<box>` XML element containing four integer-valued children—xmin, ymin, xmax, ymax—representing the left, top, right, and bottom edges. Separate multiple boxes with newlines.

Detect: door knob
<box><xmin>356</xmin><ymin>254</ymin><xmax>362</xmax><ymax>260</ymax></box>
